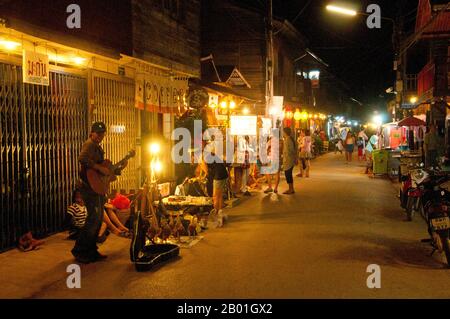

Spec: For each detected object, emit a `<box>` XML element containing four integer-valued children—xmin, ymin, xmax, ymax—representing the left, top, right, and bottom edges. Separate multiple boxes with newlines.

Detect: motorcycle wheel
<box><xmin>438</xmin><ymin>232</ymin><xmax>450</xmax><ymax>268</ymax></box>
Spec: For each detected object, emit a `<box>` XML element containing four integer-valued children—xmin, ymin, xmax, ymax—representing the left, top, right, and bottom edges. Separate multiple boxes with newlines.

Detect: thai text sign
<box><xmin>135</xmin><ymin>73</ymin><xmax>188</xmax><ymax>113</ymax></box>
<box><xmin>23</xmin><ymin>50</ymin><xmax>49</xmax><ymax>86</ymax></box>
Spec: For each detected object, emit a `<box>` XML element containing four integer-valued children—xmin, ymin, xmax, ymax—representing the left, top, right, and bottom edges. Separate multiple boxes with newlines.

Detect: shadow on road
<box><xmin>316</xmin><ymin>231</ymin><xmax>447</xmax><ymax>270</ymax></box>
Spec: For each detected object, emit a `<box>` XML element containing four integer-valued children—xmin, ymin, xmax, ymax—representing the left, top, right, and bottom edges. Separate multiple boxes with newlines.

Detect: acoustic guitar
<box><xmin>87</xmin><ymin>149</ymin><xmax>136</xmax><ymax>195</ymax></box>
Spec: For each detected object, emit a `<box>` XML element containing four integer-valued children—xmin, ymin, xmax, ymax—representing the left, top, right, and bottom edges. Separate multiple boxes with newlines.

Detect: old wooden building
<box><xmin>0</xmin><ymin>0</ymin><xmax>201</xmax><ymax>250</ymax></box>
<box><xmin>201</xmin><ymin>0</ymin><xmax>329</xmax><ymax>120</ymax></box>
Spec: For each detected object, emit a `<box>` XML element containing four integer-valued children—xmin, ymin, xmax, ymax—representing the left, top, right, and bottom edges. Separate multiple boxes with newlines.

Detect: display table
<box><xmin>160</xmin><ymin>195</ymin><xmax>213</xmax><ymax>207</ymax></box>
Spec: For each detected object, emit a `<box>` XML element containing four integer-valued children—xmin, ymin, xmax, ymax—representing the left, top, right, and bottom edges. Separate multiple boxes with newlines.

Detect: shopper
<box><xmin>282</xmin><ymin>127</ymin><xmax>296</xmax><ymax>194</ymax></box>
<box><xmin>262</xmin><ymin>133</ymin><xmax>281</xmax><ymax>194</ymax></box>
<box><xmin>344</xmin><ymin>130</ymin><xmax>355</xmax><ymax>163</ymax></box>
<box><xmin>237</xmin><ymin>135</ymin><xmax>253</xmax><ymax>196</ymax></box>
<box><xmin>365</xmin><ymin>134</ymin><xmax>379</xmax><ymax>174</ymax></box>
<box><xmin>205</xmin><ymin>152</ymin><xmax>229</xmax><ymax>227</ymax></box>
<box><xmin>357</xmin><ymin>128</ymin><xmax>369</xmax><ymax>161</ymax></box>
<box><xmin>298</xmin><ymin>129</ymin><xmax>312</xmax><ymax>177</ymax></box>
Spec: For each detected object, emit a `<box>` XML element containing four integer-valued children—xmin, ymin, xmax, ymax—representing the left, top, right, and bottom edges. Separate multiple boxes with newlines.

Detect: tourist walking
<box><xmin>344</xmin><ymin>130</ymin><xmax>355</xmax><ymax>163</ymax></box>
<box><xmin>262</xmin><ymin>132</ymin><xmax>281</xmax><ymax>194</ymax></box>
<box><xmin>297</xmin><ymin>129</ymin><xmax>312</xmax><ymax>177</ymax></box>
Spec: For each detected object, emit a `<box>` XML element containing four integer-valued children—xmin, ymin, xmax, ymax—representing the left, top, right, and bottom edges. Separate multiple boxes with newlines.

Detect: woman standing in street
<box><xmin>282</xmin><ymin>127</ymin><xmax>296</xmax><ymax>194</ymax></box>
<box><xmin>298</xmin><ymin>129</ymin><xmax>312</xmax><ymax>177</ymax></box>
<box><xmin>262</xmin><ymin>132</ymin><xmax>281</xmax><ymax>194</ymax></box>
<box><xmin>344</xmin><ymin>130</ymin><xmax>356</xmax><ymax>163</ymax></box>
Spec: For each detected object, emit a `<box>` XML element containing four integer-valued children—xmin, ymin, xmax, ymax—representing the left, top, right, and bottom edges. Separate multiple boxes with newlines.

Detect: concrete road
<box><xmin>3</xmin><ymin>153</ymin><xmax>450</xmax><ymax>298</ymax></box>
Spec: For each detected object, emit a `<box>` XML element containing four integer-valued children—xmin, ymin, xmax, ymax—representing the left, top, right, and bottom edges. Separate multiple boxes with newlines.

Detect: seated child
<box><xmin>66</xmin><ymin>190</ymin><xmax>130</xmax><ymax>242</ymax></box>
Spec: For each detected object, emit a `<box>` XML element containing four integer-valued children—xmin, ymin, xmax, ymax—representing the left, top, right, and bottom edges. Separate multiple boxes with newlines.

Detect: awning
<box><xmin>189</xmin><ymin>78</ymin><xmax>259</xmax><ymax>102</ymax></box>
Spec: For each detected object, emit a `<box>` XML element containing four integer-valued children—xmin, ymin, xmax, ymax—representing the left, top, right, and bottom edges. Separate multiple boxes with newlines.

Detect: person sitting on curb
<box><xmin>66</xmin><ymin>190</ymin><xmax>130</xmax><ymax>243</ymax></box>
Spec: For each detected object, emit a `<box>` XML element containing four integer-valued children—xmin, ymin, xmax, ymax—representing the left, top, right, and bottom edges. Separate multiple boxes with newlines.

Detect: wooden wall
<box><xmin>132</xmin><ymin>0</ymin><xmax>201</xmax><ymax>77</ymax></box>
<box><xmin>202</xmin><ymin>0</ymin><xmax>267</xmax><ymax>113</ymax></box>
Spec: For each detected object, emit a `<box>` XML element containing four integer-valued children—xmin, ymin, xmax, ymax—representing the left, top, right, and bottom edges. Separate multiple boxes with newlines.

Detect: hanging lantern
<box><xmin>294</xmin><ymin>109</ymin><xmax>301</xmax><ymax>121</ymax></box>
<box><xmin>286</xmin><ymin>110</ymin><xmax>293</xmax><ymax>119</ymax></box>
<box><xmin>301</xmin><ymin>111</ymin><xmax>308</xmax><ymax>121</ymax></box>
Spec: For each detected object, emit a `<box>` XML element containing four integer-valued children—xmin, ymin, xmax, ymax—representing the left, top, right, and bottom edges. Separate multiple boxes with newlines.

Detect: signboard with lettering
<box><xmin>135</xmin><ymin>73</ymin><xmax>188</xmax><ymax>113</ymax></box>
<box><xmin>230</xmin><ymin>116</ymin><xmax>257</xmax><ymax>136</ymax></box>
<box><xmin>23</xmin><ymin>50</ymin><xmax>49</xmax><ymax>86</ymax></box>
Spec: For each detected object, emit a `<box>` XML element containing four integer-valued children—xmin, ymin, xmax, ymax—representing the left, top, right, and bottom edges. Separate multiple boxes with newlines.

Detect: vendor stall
<box><xmin>377</xmin><ymin>117</ymin><xmax>426</xmax><ymax>178</ymax></box>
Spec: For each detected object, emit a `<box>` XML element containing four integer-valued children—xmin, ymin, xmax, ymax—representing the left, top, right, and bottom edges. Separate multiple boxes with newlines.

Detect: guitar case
<box><xmin>130</xmin><ymin>209</ymin><xmax>180</xmax><ymax>272</ymax></box>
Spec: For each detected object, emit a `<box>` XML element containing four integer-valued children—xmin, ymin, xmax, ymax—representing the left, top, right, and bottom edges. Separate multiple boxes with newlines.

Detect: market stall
<box><xmin>377</xmin><ymin>117</ymin><xmax>426</xmax><ymax>178</ymax></box>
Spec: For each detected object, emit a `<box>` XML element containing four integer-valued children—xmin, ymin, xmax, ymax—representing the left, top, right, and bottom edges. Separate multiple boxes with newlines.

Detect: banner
<box><xmin>135</xmin><ymin>73</ymin><xmax>188</xmax><ymax>113</ymax></box>
<box><xmin>22</xmin><ymin>50</ymin><xmax>49</xmax><ymax>86</ymax></box>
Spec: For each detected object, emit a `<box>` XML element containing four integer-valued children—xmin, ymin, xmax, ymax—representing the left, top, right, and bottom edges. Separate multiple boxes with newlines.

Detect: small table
<box><xmin>156</xmin><ymin>196</ymin><xmax>213</xmax><ymax>216</ymax></box>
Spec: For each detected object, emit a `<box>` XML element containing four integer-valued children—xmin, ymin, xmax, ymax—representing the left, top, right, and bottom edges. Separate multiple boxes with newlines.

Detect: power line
<box><xmin>291</xmin><ymin>0</ymin><xmax>313</xmax><ymax>24</ymax></box>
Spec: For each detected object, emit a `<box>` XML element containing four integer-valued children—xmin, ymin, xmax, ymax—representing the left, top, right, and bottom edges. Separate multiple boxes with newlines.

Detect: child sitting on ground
<box><xmin>66</xmin><ymin>190</ymin><xmax>130</xmax><ymax>242</ymax></box>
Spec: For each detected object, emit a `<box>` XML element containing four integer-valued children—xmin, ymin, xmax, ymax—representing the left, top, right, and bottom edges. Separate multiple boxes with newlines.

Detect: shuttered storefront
<box><xmin>0</xmin><ymin>62</ymin><xmax>87</xmax><ymax>251</ymax></box>
<box><xmin>90</xmin><ymin>71</ymin><xmax>139</xmax><ymax>193</ymax></box>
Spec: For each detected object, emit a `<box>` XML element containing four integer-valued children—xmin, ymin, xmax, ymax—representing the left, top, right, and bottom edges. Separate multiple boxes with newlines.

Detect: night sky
<box><xmin>240</xmin><ymin>0</ymin><xmax>425</xmax><ymax>110</ymax></box>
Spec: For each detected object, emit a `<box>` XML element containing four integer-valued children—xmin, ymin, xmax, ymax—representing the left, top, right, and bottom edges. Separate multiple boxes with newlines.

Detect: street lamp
<box><xmin>326</xmin><ymin>3</ymin><xmax>399</xmax><ymax>120</ymax></box>
<box><xmin>326</xmin><ymin>4</ymin><xmax>357</xmax><ymax>16</ymax></box>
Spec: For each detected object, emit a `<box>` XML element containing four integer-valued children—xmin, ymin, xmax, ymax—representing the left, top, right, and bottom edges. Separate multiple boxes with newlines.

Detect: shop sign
<box><xmin>187</xmin><ymin>87</ymin><xmax>209</xmax><ymax>109</ymax></box>
<box><xmin>22</xmin><ymin>50</ymin><xmax>49</xmax><ymax>86</ymax></box>
<box><xmin>230</xmin><ymin>115</ymin><xmax>257</xmax><ymax>136</ymax></box>
<box><xmin>135</xmin><ymin>73</ymin><xmax>188</xmax><ymax>113</ymax></box>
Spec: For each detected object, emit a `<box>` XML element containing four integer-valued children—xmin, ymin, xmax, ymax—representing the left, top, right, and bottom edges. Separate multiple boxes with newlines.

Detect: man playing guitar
<box><xmin>71</xmin><ymin>121</ymin><xmax>128</xmax><ymax>264</ymax></box>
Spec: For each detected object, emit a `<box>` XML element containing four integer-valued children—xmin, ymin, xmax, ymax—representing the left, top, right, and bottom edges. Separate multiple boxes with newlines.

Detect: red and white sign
<box><xmin>23</xmin><ymin>50</ymin><xmax>49</xmax><ymax>86</ymax></box>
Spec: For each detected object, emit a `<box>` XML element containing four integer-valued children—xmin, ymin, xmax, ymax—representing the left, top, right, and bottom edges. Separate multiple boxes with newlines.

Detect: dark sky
<box><xmin>241</xmin><ymin>0</ymin><xmax>424</xmax><ymax>109</ymax></box>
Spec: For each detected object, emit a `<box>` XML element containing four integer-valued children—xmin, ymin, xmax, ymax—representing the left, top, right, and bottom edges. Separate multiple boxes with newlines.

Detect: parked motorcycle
<box><xmin>415</xmin><ymin>169</ymin><xmax>450</xmax><ymax>267</ymax></box>
<box><xmin>400</xmin><ymin>163</ymin><xmax>424</xmax><ymax>221</ymax></box>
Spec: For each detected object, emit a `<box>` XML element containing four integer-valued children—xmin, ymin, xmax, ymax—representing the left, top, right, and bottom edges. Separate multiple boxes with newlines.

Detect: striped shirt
<box><xmin>67</xmin><ymin>203</ymin><xmax>87</xmax><ymax>228</ymax></box>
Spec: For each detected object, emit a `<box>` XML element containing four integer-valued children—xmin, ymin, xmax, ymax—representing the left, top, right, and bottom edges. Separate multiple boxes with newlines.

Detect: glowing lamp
<box><xmin>293</xmin><ymin>109</ymin><xmax>301</xmax><ymax>121</ymax></box>
<box><xmin>0</xmin><ymin>39</ymin><xmax>21</xmax><ymax>51</ymax></box>
<box><xmin>149</xmin><ymin>143</ymin><xmax>160</xmax><ymax>154</ymax></box>
<box><xmin>286</xmin><ymin>110</ymin><xmax>293</xmax><ymax>119</ymax></box>
<box><xmin>326</xmin><ymin>4</ymin><xmax>357</xmax><ymax>16</ymax></box>
<box><xmin>72</xmin><ymin>56</ymin><xmax>86</xmax><ymax>65</ymax></box>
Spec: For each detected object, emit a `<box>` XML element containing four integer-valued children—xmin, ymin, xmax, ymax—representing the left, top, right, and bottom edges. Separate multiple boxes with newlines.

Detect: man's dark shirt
<box><xmin>79</xmin><ymin>138</ymin><xmax>105</xmax><ymax>186</ymax></box>
<box><xmin>205</xmin><ymin>153</ymin><xmax>228</xmax><ymax>181</ymax></box>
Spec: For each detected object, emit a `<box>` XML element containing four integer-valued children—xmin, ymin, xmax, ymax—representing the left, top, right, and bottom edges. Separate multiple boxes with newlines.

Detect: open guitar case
<box><xmin>129</xmin><ymin>187</ymin><xmax>179</xmax><ymax>272</ymax></box>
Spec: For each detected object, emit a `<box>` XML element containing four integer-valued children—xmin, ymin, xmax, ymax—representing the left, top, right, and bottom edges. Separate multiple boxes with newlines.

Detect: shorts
<box><xmin>299</xmin><ymin>151</ymin><xmax>312</xmax><ymax>159</ymax></box>
<box><xmin>213</xmin><ymin>178</ymin><xmax>227</xmax><ymax>191</ymax></box>
<box><xmin>345</xmin><ymin>144</ymin><xmax>354</xmax><ymax>153</ymax></box>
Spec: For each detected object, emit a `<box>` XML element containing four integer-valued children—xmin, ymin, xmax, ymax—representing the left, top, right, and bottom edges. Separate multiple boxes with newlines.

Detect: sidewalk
<box><xmin>0</xmin><ymin>193</ymin><xmax>252</xmax><ymax>299</ymax></box>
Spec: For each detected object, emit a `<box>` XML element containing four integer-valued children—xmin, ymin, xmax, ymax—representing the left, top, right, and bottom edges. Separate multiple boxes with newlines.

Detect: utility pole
<box><xmin>266</xmin><ymin>0</ymin><xmax>274</xmax><ymax>117</ymax></box>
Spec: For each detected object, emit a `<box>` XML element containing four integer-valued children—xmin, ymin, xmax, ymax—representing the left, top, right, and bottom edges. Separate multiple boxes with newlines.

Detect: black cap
<box><xmin>91</xmin><ymin>122</ymin><xmax>106</xmax><ymax>133</ymax></box>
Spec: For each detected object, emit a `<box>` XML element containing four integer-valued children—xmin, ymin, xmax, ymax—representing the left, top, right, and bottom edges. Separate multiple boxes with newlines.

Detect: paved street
<box><xmin>2</xmin><ymin>153</ymin><xmax>450</xmax><ymax>299</ymax></box>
